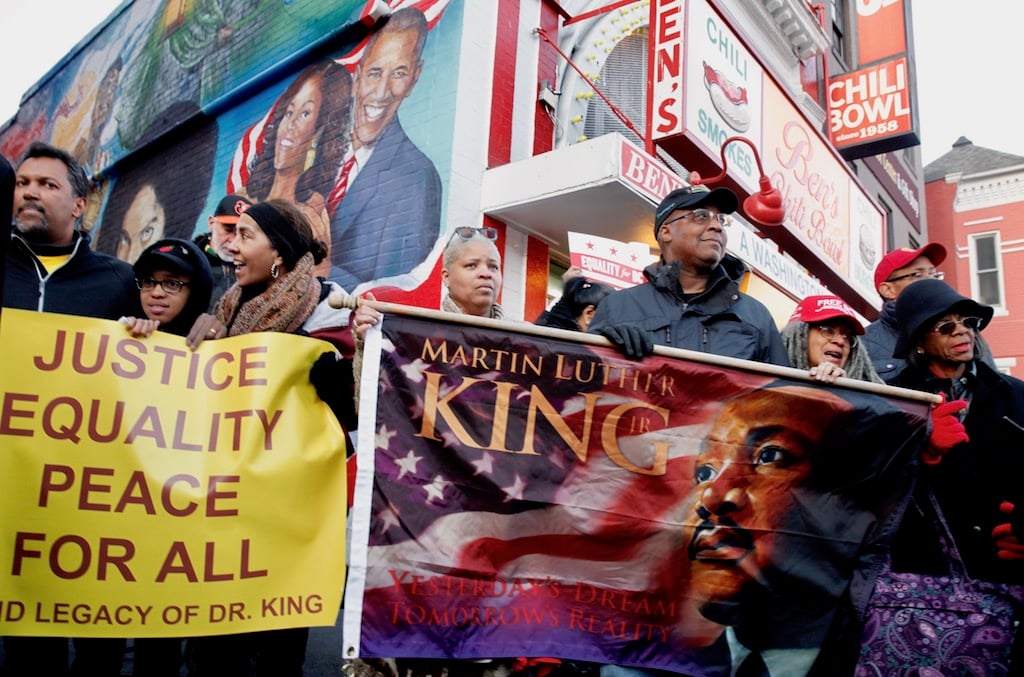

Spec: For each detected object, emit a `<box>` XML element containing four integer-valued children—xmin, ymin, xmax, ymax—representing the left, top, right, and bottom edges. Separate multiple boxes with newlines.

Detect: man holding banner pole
<box><xmin>588</xmin><ymin>185</ymin><xmax>787</xmax><ymax>366</ymax></box>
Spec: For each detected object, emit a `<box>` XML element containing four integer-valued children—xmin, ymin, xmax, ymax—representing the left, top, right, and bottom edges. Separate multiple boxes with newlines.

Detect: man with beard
<box><xmin>327</xmin><ymin>6</ymin><xmax>441</xmax><ymax>289</ymax></box>
<box><xmin>194</xmin><ymin>193</ymin><xmax>252</xmax><ymax>310</ymax></box>
<box><xmin>3</xmin><ymin>143</ymin><xmax>139</xmax><ymax>676</ymax></box>
<box><xmin>681</xmin><ymin>385</ymin><xmax>914</xmax><ymax>676</ymax></box>
<box><xmin>4</xmin><ymin>141</ymin><xmax>139</xmax><ymax>320</ymax></box>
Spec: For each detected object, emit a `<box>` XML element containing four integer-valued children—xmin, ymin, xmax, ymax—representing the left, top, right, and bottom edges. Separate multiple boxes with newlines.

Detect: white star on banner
<box><xmin>400</xmin><ymin>358</ymin><xmax>429</xmax><ymax>383</ymax></box>
<box><xmin>394</xmin><ymin>450</ymin><xmax>422</xmax><ymax>480</ymax></box>
<box><xmin>424</xmin><ymin>475</ymin><xmax>451</xmax><ymax>504</ymax></box>
<box><xmin>471</xmin><ymin>453</ymin><xmax>495</xmax><ymax>476</ymax></box>
<box><xmin>502</xmin><ymin>474</ymin><xmax>527</xmax><ymax>502</ymax></box>
<box><xmin>375</xmin><ymin>424</ymin><xmax>398</xmax><ymax>450</ymax></box>
<box><xmin>377</xmin><ymin>503</ymin><xmax>401</xmax><ymax>533</ymax></box>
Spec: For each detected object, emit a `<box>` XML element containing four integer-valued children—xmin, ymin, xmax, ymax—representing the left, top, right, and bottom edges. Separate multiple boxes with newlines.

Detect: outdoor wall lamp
<box><xmin>687</xmin><ymin>136</ymin><xmax>786</xmax><ymax>227</ymax></box>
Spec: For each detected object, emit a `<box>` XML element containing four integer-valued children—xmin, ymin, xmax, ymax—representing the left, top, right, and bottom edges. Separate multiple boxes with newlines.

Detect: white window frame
<box><xmin>968</xmin><ymin>230</ymin><xmax>1006</xmax><ymax>314</ymax></box>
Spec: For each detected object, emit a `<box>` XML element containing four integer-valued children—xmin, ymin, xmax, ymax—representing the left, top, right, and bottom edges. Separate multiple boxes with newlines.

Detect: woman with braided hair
<box><xmin>781</xmin><ymin>295</ymin><xmax>883</xmax><ymax>384</ymax></box>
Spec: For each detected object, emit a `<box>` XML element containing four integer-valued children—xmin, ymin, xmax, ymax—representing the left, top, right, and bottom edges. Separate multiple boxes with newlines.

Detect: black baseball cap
<box><xmin>133</xmin><ymin>239</ymin><xmax>200</xmax><ymax>278</ymax></box>
<box><xmin>213</xmin><ymin>194</ymin><xmax>253</xmax><ymax>224</ymax></box>
<box><xmin>654</xmin><ymin>185</ymin><xmax>739</xmax><ymax>236</ymax></box>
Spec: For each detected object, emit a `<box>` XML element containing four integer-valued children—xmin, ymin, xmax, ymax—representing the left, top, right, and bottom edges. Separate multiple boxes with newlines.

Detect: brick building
<box><xmin>924</xmin><ymin>137</ymin><xmax>1024</xmax><ymax>377</ymax></box>
<box><xmin>1</xmin><ymin>0</ymin><xmax>930</xmax><ymax>326</ymax></box>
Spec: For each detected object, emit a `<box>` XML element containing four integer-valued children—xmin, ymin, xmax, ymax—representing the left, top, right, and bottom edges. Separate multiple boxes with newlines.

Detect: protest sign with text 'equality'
<box><xmin>0</xmin><ymin>309</ymin><xmax>349</xmax><ymax>637</ymax></box>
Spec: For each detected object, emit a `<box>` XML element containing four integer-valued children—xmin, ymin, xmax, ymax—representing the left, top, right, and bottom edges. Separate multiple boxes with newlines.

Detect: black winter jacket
<box><xmin>588</xmin><ymin>254</ymin><xmax>790</xmax><ymax>366</ymax></box>
<box><xmin>890</xmin><ymin>360</ymin><xmax>1024</xmax><ymax>584</ymax></box>
<box><xmin>862</xmin><ymin>301</ymin><xmax>903</xmax><ymax>382</ymax></box>
<box><xmin>4</xmin><ymin>229</ymin><xmax>141</xmax><ymax>320</ymax></box>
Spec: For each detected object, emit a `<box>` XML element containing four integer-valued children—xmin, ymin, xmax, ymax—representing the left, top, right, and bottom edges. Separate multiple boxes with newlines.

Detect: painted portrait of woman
<box><xmin>96</xmin><ymin>115</ymin><xmax>217</xmax><ymax>263</ymax></box>
<box><xmin>241</xmin><ymin>60</ymin><xmax>352</xmax><ymax>277</ymax></box>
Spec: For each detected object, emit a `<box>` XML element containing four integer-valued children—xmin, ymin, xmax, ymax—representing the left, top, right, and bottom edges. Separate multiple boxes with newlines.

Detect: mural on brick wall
<box><xmin>225</xmin><ymin>5</ymin><xmax>448</xmax><ymax>290</ymax></box>
<box><xmin>94</xmin><ymin>116</ymin><xmax>219</xmax><ymax>262</ymax></box>
<box><xmin>1</xmin><ymin>0</ymin><xmax>458</xmax><ymax>293</ymax></box>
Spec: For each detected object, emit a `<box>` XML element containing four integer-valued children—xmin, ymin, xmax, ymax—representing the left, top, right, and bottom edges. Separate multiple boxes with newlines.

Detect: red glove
<box><xmin>992</xmin><ymin>501</ymin><xmax>1024</xmax><ymax>561</ymax></box>
<box><xmin>923</xmin><ymin>394</ymin><xmax>968</xmax><ymax>465</ymax></box>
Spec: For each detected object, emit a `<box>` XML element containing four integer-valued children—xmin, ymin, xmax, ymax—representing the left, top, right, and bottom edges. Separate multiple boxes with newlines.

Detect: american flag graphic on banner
<box><xmin>343</xmin><ymin>314</ymin><xmax>929</xmax><ymax>675</ymax></box>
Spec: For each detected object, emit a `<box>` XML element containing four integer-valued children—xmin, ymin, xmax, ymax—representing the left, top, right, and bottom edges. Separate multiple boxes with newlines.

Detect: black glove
<box><xmin>309</xmin><ymin>352</ymin><xmax>357</xmax><ymax>431</ymax></box>
<box><xmin>596</xmin><ymin>324</ymin><xmax>655</xmax><ymax>359</ymax></box>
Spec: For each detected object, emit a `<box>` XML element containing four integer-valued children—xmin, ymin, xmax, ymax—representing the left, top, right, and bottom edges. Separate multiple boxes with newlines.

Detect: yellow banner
<box><xmin>0</xmin><ymin>309</ymin><xmax>348</xmax><ymax>637</ymax></box>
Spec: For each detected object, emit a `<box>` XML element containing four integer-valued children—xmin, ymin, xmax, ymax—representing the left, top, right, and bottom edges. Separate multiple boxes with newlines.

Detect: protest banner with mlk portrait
<box><xmin>0</xmin><ymin>309</ymin><xmax>348</xmax><ymax>637</ymax></box>
<box><xmin>344</xmin><ymin>313</ymin><xmax>930</xmax><ymax>674</ymax></box>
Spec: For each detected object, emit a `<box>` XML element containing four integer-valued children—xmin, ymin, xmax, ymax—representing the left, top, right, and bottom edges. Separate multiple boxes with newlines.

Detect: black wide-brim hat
<box><xmin>893</xmin><ymin>279</ymin><xmax>993</xmax><ymax>358</ymax></box>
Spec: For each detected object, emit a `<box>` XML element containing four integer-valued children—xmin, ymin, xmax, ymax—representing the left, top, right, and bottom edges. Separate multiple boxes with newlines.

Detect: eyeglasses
<box><xmin>453</xmin><ymin>226</ymin><xmax>498</xmax><ymax>241</ymax></box>
<box><xmin>885</xmin><ymin>269</ymin><xmax>944</xmax><ymax>283</ymax></box>
<box><xmin>663</xmin><ymin>209</ymin><xmax>732</xmax><ymax>228</ymax></box>
<box><xmin>812</xmin><ymin>324</ymin><xmax>858</xmax><ymax>347</ymax></box>
<box><xmin>136</xmin><ymin>278</ymin><xmax>190</xmax><ymax>295</ymax></box>
<box><xmin>931</xmin><ymin>316</ymin><xmax>983</xmax><ymax>335</ymax></box>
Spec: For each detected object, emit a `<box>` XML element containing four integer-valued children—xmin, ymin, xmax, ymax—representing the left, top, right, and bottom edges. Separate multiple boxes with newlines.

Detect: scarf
<box><xmin>215</xmin><ymin>252</ymin><xmax>321</xmax><ymax>335</ymax></box>
<box><xmin>442</xmin><ymin>294</ymin><xmax>504</xmax><ymax>319</ymax></box>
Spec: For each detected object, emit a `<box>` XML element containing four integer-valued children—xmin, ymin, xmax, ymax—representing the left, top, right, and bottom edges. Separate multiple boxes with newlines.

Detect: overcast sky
<box><xmin>0</xmin><ymin>1</ymin><xmax>1021</xmax><ymax>166</ymax></box>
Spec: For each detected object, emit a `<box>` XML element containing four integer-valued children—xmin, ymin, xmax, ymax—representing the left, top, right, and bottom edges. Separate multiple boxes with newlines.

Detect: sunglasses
<box><xmin>452</xmin><ymin>227</ymin><xmax>498</xmax><ymax>241</ymax></box>
<box><xmin>931</xmin><ymin>316</ymin><xmax>983</xmax><ymax>335</ymax></box>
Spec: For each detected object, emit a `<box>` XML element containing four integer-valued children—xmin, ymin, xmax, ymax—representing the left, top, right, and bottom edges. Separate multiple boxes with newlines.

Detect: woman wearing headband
<box><xmin>184</xmin><ymin>199</ymin><xmax>355</xmax><ymax>675</ymax></box>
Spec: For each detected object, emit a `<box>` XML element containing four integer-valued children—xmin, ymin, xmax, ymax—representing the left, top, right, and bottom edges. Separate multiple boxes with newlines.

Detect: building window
<box><xmin>831</xmin><ymin>0</ymin><xmax>848</xmax><ymax>66</ymax></box>
<box><xmin>584</xmin><ymin>31</ymin><xmax>648</xmax><ymax>146</ymax></box>
<box><xmin>878</xmin><ymin>195</ymin><xmax>894</xmax><ymax>252</ymax></box>
<box><xmin>970</xmin><ymin>232</ymin><xmax>1004</xmax><ymax>307</ymax></box>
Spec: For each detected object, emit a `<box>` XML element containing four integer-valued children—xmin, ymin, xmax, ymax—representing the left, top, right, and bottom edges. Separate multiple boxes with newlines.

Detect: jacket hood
<box><xmin>133</xmin><ymin>238</ymin><xmax>214</xmax><ymax>336</ymax></box>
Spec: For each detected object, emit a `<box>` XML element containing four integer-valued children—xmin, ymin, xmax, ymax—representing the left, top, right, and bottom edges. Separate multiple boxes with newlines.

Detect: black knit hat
<box><xmin>893</xmin><ymin>279</ymin><xmax>993</xmax><ymax>357</ymax></box>
<box><xmin>244</xmin><ymin>201</ymin><xmax>311</xmax><ymax>269</ymax></box>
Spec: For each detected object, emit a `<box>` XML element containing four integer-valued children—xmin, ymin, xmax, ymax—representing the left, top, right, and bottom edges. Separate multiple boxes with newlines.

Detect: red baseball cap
<box><xmin>873</xmin><ymin>242</ymin><xmax>947</xmax><ymax>291</ymax></box>
<box><xmin>788</xmin><ymin>295</ymin><xmax>864</xmax><ymax>335</ymax></box>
